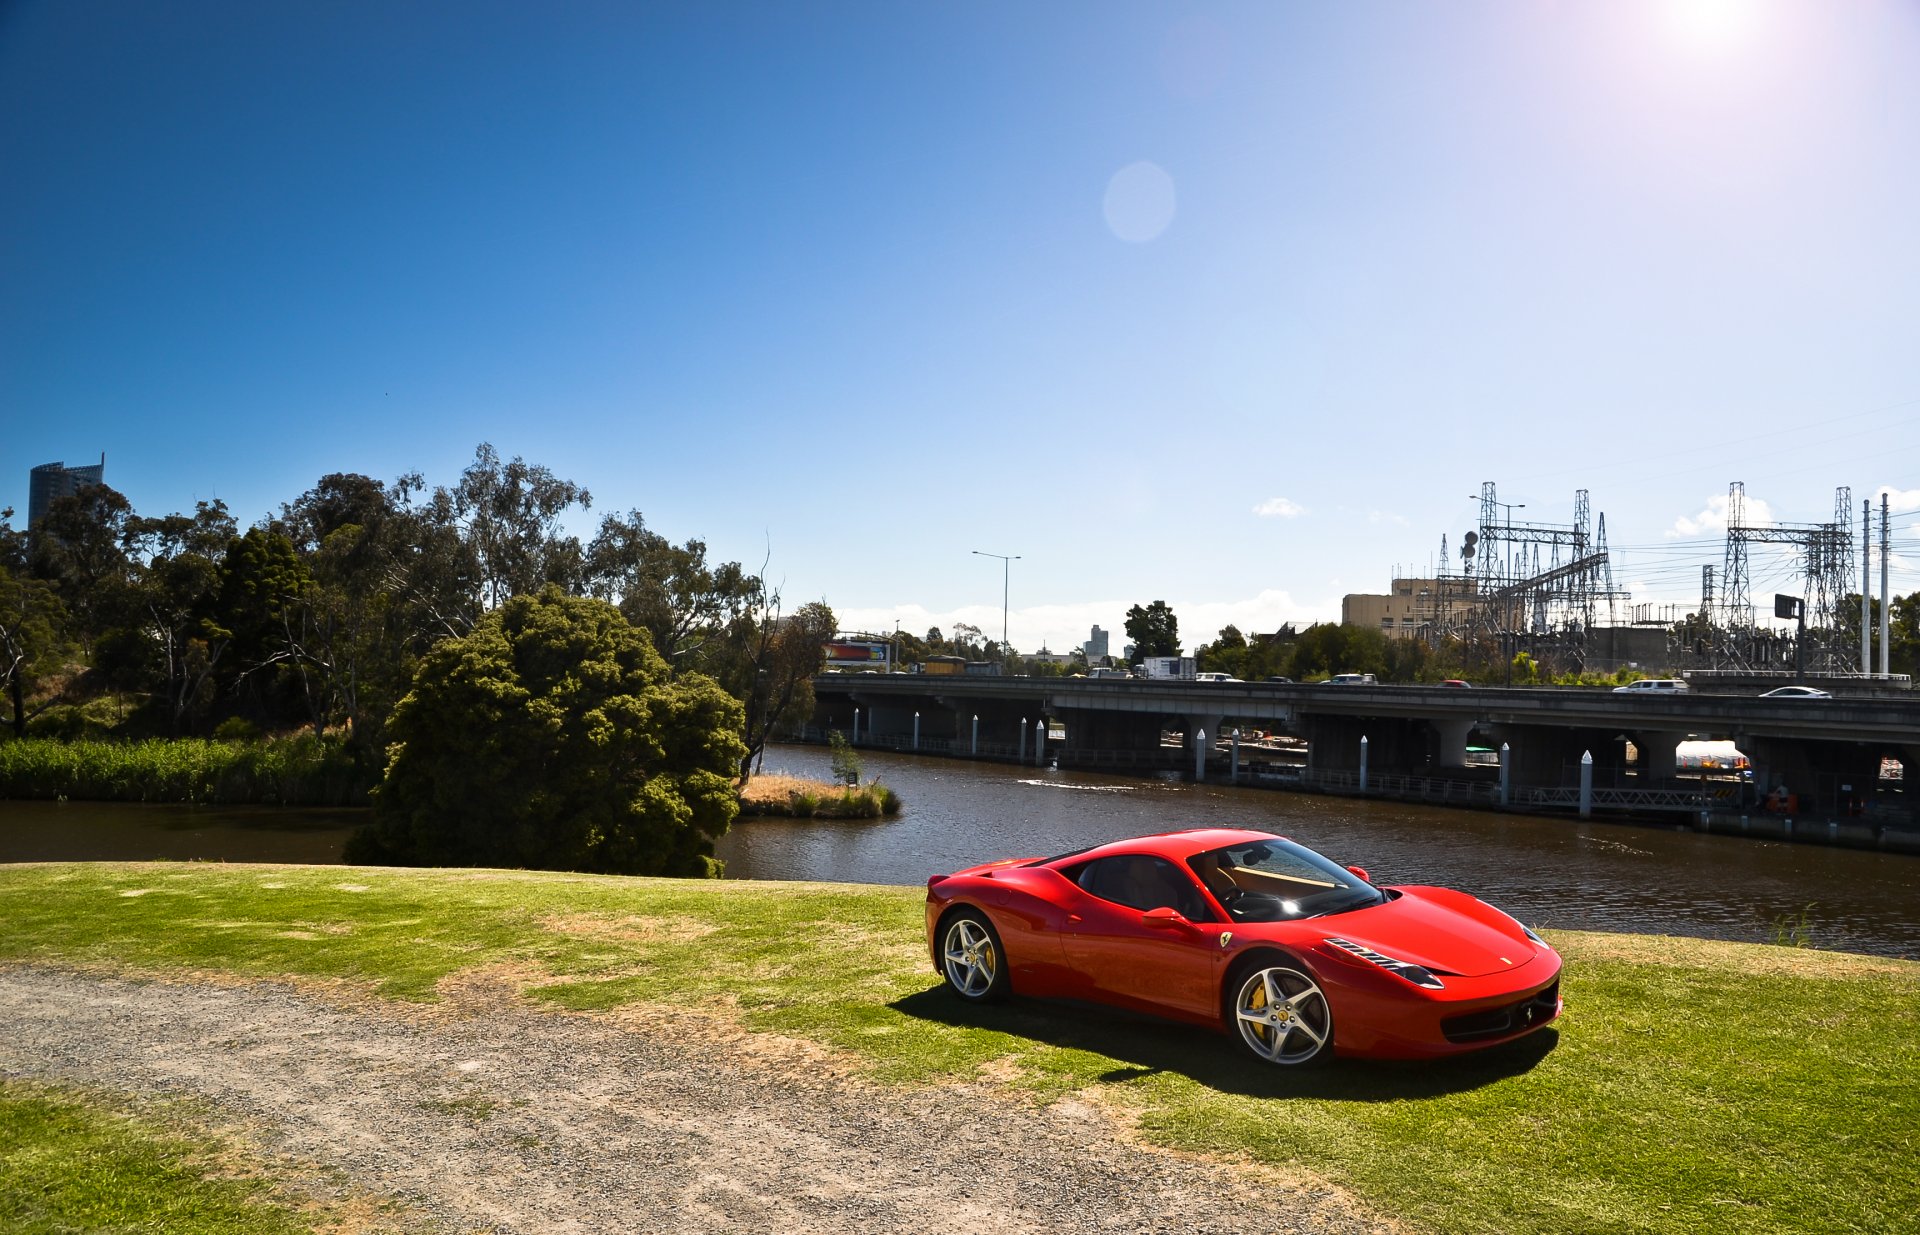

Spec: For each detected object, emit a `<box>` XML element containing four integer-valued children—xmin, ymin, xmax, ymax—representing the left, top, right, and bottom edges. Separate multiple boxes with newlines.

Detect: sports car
<box><xmin>925</xmin><ymin>828</ymin><xmax>1561</xmax><ymax>1065</ymax></box>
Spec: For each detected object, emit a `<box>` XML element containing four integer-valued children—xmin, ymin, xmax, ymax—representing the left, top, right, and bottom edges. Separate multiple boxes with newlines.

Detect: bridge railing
<box><xmin>1301</xmin><ymin>768</ymin><xmax>1498</xmax><ymax>805</ymax></box>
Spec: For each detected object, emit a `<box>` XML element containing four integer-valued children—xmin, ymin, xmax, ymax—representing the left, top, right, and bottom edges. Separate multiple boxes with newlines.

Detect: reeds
<box><xmin>0</xmin><ymin>734</ymin><xmax>373</xmax><ymax>806</ymax></box>
<box><xmin>737</xmin><ymin>772</ymin><xmax>902</xmax><ymax>819</ymax></box>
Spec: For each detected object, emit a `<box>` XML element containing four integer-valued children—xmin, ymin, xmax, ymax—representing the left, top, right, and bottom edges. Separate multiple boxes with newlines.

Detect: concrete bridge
<box><xmin>809</xmin><ymin>675</ymin><xmax>1919</xmax><ymax>824</ymax></box>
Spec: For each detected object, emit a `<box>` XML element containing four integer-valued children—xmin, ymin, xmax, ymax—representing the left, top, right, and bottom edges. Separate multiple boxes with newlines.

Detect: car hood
<box><xmin>1321</xmin><ymin>887</ymin><xmax>1542</xmax><ymax>978</ymax></box>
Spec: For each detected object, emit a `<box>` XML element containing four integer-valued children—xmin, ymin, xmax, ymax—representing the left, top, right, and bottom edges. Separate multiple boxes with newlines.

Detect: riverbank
<box><xmin>1</xmin><ymin>861</ymin><xmax>1913</xmax><ymax>1235</ymax></box>
<box><xmin>0</xmin><ymin>735</ymin><xmax>373</xmax><ymax>806</ymax></box>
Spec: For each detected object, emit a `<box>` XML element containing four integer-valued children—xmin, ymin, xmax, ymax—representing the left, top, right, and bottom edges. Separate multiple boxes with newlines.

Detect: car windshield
<box><xmin>1188</xmin><ymin>838</ymin><xmax>1385</xmax><ymax>923</ymax></box>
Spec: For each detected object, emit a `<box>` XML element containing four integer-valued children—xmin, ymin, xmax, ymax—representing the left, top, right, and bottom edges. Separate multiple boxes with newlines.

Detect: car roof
<box><xmin>1051</xmin><ymin>828</ymin><xmax>1284</xmax><ymax>865</ymax></box>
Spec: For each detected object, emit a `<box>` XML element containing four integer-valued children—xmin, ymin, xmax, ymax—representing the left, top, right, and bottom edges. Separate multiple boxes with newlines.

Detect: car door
<box><xmin>1059</xmin><ymin>854</ymin><xmax>1223</xmax><ymax>1021</ymax></box>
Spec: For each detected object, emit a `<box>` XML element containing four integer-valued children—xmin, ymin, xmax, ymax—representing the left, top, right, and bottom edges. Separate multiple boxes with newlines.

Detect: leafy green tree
<box><xmin>583</xmin><ymin>510</ymin><xmax>757</xmax><ymax>665</ymax></box>
<box><xmin>216</xmin><ymin>527</ymin><xmax>322</xmax><ymax>730</ymax></box>
<box><xmin>1124</xmin><ymin>601</ymin><xmax>1180</xmax><ymax>662</ymax></box>
<box><xmin>1834</xmin><ymin>592</ymin><xmax>1920</xmax><ymax>678</ymax></box>
<box><xmin>1283</xmin><ymin>622</ymin><xmax>1389</xmax><ymax>680</ymax></box>
<box><xmin>354</xmin><ymin>587</ymin><xmax>745</xmax><ymax>876</ymax></box>
<box><xmin>0</xmin><ymin>559</ymin><xmax>67</xmax><ymax>738</ymax></box>
<box><xmin>828</xmin><ymin>729</ymin><xmax>861</xmax><ymax>785</ymax></box>
<box><xmin>1195</xmin><ymin>624</ymin><xmax>1248</xmax><ymax>677</ymax></box>
<box><xmin>127</xmin><ymin>500</ymin><xmax>239</xmax><ymax>733</ymax></box>
<box><xmin>716</xmin><ymin>596</ymin><xmax>834</xmax><ymax>778</ymax></box>
<box><xmin>444</xmin><ymin>443</ymin><xmax>591</xmax><ymax>609</ymax></box>
<box><xmin>28</xmin><ymin>483</ymin><xmax>137</xmax><ymax>661</ymax></box>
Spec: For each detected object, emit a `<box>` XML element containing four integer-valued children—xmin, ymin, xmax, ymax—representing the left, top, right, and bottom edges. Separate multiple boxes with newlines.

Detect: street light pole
<box><xmin>971</xmin><ymin>550</ymin><xmax>1020</xmax><ymax>652</ymax></box>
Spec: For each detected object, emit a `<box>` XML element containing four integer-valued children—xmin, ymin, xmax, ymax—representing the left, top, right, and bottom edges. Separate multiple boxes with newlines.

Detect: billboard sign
<box><xmin>824</xmin><ymin>640</ymin><xmax>890</xmax><ymax>666</ymax></box>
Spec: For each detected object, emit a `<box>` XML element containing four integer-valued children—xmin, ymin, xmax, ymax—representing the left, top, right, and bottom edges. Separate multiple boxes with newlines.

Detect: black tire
<box><xmin>939</xmin><ymin>909</ymin><xmax>1010</xmax><ymax>1003</ymax></box>
<box><xmin>1227</xmin><ymin>958</ymin><xmax>1334</xmax><ymax>1066</ymax></box>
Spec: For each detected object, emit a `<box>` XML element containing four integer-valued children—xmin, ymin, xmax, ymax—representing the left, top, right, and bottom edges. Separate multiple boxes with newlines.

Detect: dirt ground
<box><xmin>0</xmin><ymin>965</ymin><xmax>1397</xmax><ymax>1235</ymax></box>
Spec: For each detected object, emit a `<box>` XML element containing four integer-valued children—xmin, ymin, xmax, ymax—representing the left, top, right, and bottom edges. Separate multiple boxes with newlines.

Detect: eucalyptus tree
<box><xmin>444</xmin><ymin>443</ymin><xmax>591</xmax><ymax>610</ymax></box>
<box><xmin>126</xmin><ymin>500</ymin><xmax>238</xmax><ymax>733</ymax></box>
<box><xmin>583</xmin><ymin>509</ymin><xmax>757</xmax><ymax>665</ymax></box>
<box><xmin>0</xmin><ymin>557</ymin><xmax>66</xmax><ymax>737</ymax></box>
<box><xmin>27</xmin><ymin>483</ymin><xmax>137</xmax><ymax>660</ymax></box>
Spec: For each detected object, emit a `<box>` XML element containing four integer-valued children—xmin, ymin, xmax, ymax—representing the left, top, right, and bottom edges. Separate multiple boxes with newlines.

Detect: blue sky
<box><xmin>4</xmin><ymin>1</ymin><xmax>1917</xmax><ymax>653</ymax></box>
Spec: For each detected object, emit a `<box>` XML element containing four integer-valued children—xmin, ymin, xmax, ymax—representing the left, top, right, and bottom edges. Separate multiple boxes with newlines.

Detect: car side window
<box><xmin>1076</xmin><ymin>855</ymin><xmax>1212</xmax><ymax>921</ymax></box>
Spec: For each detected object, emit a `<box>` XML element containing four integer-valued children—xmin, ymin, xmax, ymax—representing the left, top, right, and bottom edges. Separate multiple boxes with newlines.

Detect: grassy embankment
<box><xmin>0</xmin><ymin>863</ymin><xmax>1914</xmax><ymax>1235</ymax></box>
<box><xmin>736</xmin><ymin>771</ymin><xmax>902</xmax><ymax>819</ymax></box>
<box><xmin>0</xmin><ymin>736</ymin><xmax>371</xmax><ymax>806</ymax></box>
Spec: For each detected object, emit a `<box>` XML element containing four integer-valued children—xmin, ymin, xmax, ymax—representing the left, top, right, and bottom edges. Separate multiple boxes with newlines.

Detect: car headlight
<box><xmin>1324</xmin><ymin>937</ymin><xmax>1445</xmax><ymax>989</ymax></box>
<box><xmin>1486</xmin><ymin>903</ymin><xmax>1548</xmax><ymax>948</ymax></box>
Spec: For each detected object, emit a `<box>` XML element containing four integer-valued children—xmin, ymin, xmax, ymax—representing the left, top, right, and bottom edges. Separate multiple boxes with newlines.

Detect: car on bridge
<box><xmin>1760</xmin><ymin>685</ymin><xmax>1832</xmax><ymax>699</ymax></box>
<box><xmin>1326</xmin><ymin>673</ymin><xmax>1377</xmax><ymax>685</ymax></box>
<box><xmin>1611</xmin><ymin>678</ymin><xmax>1689</xmax><ymax>694</ymax></box>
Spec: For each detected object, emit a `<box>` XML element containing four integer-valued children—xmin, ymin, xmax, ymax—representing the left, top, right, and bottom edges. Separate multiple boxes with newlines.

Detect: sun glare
<box><xmin>1662</xmin><ymin>0</ymin><xmax>1764</xmax><ymax>55</ymax></box>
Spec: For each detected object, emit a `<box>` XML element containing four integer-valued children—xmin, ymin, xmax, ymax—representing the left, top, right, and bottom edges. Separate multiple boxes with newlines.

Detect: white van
<box><xmin>1327</xmin><ymin>673</ymin><xmax>1377</xmax><ymax>685</ymax></box>
<box><xmin>1611</xmin><ymin>678</ymin><xmax>1688</xmax><ymax>694</ymax></box>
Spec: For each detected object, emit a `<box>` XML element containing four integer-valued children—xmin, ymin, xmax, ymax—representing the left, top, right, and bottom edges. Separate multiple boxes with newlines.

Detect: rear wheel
<box><xmin>940</xmin><ymin>910</ymin><xmax>1009</xmax><ymax>1003</ymax></box>
<box><xmin>1231</xmin><ymin>963</ymin><xmax>1333</xmax><ymax>1066</ymax></box>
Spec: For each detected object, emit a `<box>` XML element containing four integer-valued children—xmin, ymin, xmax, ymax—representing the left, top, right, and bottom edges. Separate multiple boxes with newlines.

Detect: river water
<box><xmin>4</xmin><ymin>745</ymin><xmax>1916</xmax><ymax>957</ymax></box>
<box><xmin>715</xmin><ymin>746</ymin><xmax>1920</xmax><ymax>959</ymax></box>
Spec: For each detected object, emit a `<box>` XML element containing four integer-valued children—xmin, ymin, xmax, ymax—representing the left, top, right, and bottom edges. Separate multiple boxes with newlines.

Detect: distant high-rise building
<box><xmin>27</xmin><ymin>454</ymin><xmax>106</xmax><ymax>526</ymax></box>
<box><xmin>1083</xmin><ymin>624</ymin><xmax>1110</xmax><ymax>663</ymax></box>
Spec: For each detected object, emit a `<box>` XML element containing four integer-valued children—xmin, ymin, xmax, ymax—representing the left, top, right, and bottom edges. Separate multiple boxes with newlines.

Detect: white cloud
<box><xmin>1875</xmin><ymin>485</ymin><xmax>1920</xmax><ymax>514</ymax></box>
<box><xmin>1367</xmin><ymin>510</ymin><xmax>1409</xmax><ymax>527</ymax></box>
<box><xmin>836</xmin><ymin>588</ymin><xmax>1337</xmax><ymax>658</ymax></box>
<box><xmin>1670</xmin><ymin>492</ymin><xmax>1775</xmax><ymax>537</ymax></box>
<box><xmin>1252</xmin><ymin>497</ymin><xmax>1305</xmax><ymax>518</ymax></box>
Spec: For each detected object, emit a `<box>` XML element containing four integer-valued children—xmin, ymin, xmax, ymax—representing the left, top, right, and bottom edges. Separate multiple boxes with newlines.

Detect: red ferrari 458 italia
<box><xmin>924</xmin><ymin>828</ymin><xmax>1561</xmax><ymax>1065</ymax></box>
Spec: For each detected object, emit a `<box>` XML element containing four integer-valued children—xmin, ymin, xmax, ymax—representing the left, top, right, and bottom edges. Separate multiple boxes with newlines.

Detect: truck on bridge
<box><xmin>1139</xmin><ymin>656</ymin><xmax>1197</xmax><ymax>680</ymax></box>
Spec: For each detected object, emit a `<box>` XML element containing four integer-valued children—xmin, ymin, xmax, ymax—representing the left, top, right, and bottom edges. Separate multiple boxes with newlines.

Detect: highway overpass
<box><xmin>809</xmin><ymin>675</ymin><xmax>1919</xmax><ymax>824</ymax></box>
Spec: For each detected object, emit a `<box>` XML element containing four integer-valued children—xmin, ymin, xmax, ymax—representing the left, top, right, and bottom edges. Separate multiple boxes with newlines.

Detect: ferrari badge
<box><xmin>1219</xmin><ymin>931</ymin><xmax>1234</xmax><ymax>949</ymax></box>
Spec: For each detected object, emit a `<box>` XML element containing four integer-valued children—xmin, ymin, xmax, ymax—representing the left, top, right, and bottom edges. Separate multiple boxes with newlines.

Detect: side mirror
<box><xmin>1142</xmin><ymin>906</ymin><xmax>1191</xmax><ymax>930</ymax></box>
<box><xmin>1345</xmin><ymin>865</ymin><xmax>1372</xmax><ymax>884</ymax></box>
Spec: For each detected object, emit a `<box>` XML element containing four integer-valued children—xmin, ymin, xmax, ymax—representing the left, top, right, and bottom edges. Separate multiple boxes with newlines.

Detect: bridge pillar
<box><xmin>1431</xmin><ymin>719</ymin><xmax>1473</xmax><ymax>769</ymax></box>
<box><xmin>1632</xmin><ymin>730</ymin><xmax>1686</xmax><ymax>781</ymax></box>
<box><xmin>1185</xmin><ymin>714</ymin><xmax>1224</xmax><ymax>779</ymax></box>
<box><xmin>1301</xmin><ymin>715</ymin><xmax>1427</xmax><ymax>777</ymax></box>
<box><xmin>1742</xmin><ymin>737</ymin><xmax>1897</xmax><ymax>819</ymax></box>
<box><xmin>1052</xmin><ymin>708</ymin><xmax>1165</xmax><ymax>755</ymax></box>
<box><xmin>1496</xmin><ymin>724</ymin><xmax>1620</xmax><ymax>789</ymax></box>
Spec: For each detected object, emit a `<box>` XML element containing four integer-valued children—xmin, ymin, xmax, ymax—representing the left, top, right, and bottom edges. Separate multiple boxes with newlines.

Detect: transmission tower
<box><xmin>1465</xmin><ymin>482</ymin><xmax>1629</xmax><ymax>668</ymax></box>
<box><xmin>1713</xmin><ymin>481</ymin><xmax>1857</xmax><ymax>672</ymax></box>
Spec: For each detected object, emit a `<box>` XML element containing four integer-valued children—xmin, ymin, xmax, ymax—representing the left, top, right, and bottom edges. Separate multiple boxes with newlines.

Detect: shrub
<box><xmin>351</xmin><ymin>588</ymin><xmax>746</xmax><ymax>877</ymax></box>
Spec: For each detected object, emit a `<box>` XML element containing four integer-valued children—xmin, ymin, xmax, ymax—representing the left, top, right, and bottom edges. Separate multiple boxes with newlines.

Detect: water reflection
<box><xmin>0</xmin><ymin>800</ymin><xmax>363</xmax><ymax>866</ymax></box>
<box><xmin>718</xmin><ymin>746</ymin><xmax>1920</xmax><ymax>959</ymax></box>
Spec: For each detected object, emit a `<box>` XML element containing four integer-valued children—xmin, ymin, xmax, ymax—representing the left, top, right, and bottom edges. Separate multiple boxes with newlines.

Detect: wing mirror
<box><xmin>1142</xmin><ymin>906</ymin><xmax>1192</xmax><ymax>930</ymax></box>
<box><xmin>1345</xmin><ymin>865</ymin><xmax>1372</xmax><ymax>884</ymax></box>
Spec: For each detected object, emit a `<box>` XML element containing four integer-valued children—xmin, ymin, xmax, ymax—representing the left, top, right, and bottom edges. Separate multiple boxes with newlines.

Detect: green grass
<box><xmin>0</xmin><ymin>735</ymin><xmax>373</xmax><ymax>806</ymax></box>
<box><xmin>0</xmin><ymin>1081</ymin><xmax>322</xmax><ymax>1234</ymax></box>
<box><xmin>0</xmin><ymin>862</ymin><xmax>1914</xmax><ymax>1235</ymax></box>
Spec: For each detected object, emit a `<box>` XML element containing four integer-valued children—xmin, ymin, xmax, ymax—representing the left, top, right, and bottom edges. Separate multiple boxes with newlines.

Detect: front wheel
<box><xmin>940</xmin><ymin>910</ymin><xmax>1009</xmax><ymax>1003</ymax></box>
<box><xmin>1231</xmin><ymin>964</ymin><xmax>1333</xmax><ymax>1066</ymax></box>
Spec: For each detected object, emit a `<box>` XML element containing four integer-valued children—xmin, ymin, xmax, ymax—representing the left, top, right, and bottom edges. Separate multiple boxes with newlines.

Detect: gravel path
<box><xmin>0</xmin><ymin>966</ymin><xmax>1394</xmax><ymax>1235</ymax></box>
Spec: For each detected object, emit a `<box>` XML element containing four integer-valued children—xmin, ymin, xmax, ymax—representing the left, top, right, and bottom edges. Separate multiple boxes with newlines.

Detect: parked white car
<box><xmin>1611</xmin><ymin>678</ymin><xmax>1689</xmax><ymax>694</ymax></box>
